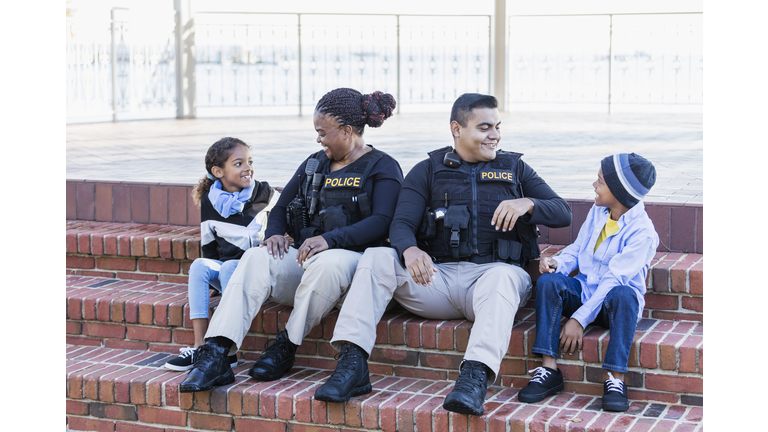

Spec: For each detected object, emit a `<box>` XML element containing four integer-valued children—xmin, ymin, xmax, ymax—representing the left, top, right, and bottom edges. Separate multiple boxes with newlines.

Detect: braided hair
<box><xmin>315</xmin><ymin>88</ymin><xmax>396</xmax><ymax>135</ymax></box>
<box><xmin>191</xmin><ymin>137</ymin><xmax>250</xmax><ymax>207</ymax></box>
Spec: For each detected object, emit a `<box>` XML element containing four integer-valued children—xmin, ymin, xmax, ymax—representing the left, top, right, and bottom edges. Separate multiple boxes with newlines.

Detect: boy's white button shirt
<box><xmin>551</xmin><ymin>201</ymin><xmax>659</xmax><ymax>328</ymax></box>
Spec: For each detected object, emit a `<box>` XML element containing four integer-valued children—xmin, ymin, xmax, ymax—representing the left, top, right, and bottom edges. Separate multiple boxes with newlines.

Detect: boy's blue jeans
<box><xmin>532</xmin><ymin>272</ymin><xmax>639</xmax><ymax>373</ymax></box>
<box><xmin>188</xmin><ymin>258</ymin><xmax>239</xmax><ymax>320</ymax></box>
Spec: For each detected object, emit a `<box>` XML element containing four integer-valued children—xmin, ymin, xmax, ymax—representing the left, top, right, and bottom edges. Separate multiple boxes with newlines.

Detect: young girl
<box><xmin>164</xmin><ymin>137</ymin><xmax>280</xmax><ymax>371</ymax></box>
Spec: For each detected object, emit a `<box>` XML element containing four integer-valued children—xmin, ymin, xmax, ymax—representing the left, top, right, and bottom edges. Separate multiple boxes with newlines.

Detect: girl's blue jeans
<box><xmin>531</xmin><ymin>272</ymin><xmax>639</xmax><ymax>373</ymax></box>
<box><xmin>188</xmin><ymin>258</ymin><xmax>239</xmax><ymax>320</ymax></box>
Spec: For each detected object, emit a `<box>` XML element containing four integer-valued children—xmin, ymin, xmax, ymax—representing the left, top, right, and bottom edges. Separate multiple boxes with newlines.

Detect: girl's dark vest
<box><xmin>295</xmin><ymin>148</ymin><xmax>387</xmax><ymax>252</ymax></box>
<box><xmin>418</xmin><ymin>146</ymin><xmax>540</xmax><ymax>267</ymax></box>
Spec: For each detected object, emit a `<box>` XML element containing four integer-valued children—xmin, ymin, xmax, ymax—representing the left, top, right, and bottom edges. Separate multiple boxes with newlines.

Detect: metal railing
<box><xmin>66</xmin><ymin>7</ymin><xmax>703</xmax><ymax>122</ymax></box>
<box><xmin>507</xmin><ymin>12</ymin><xmax>703</xmax><ymax>112</ymax></box>
<box><xmin>66</xmin><ymin>8</ymin><xmax>177</xmax><ymax>123</ymax></box>
<box><xmin>194</xmin><ymin>13</ymin><xmax>491</xmax><ymax>115</ymax></box>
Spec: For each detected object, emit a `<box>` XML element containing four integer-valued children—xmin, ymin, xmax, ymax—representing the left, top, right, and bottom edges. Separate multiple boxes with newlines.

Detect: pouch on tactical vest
<box><xmin>443</xmin><ymin>205</ymin><xmax>471</xmax><ymax>259</ymax></box>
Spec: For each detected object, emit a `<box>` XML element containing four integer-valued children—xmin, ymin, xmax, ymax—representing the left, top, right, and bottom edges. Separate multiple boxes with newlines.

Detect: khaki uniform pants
<box><xmin>205</xmin><ymin>246</ymin><xmax>362</xmax><ymax>355</ymax></box>
<box><xmin>330</xmin><ymin>247</ymin><xmax>532</xmax><ymax>382</ymax></box>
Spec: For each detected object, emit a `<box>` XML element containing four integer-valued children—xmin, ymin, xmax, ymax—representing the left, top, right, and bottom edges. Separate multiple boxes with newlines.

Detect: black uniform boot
<box><xmin>442</xmin><ymin>360</ymin><xmax>490</xmax><ymax>416</ymax></box>
<box><xmin>248</xmin><ymin>330</ymin><xmax>297</xmax><ymax>381</ymax></box>
<box><xmin>179</xmin><ymin>338</ymin><xmax>235</xmax><ymax>392</ymax></box>
<box><xmin>313</xmin><ymin>344</ymin><xmax>372</xmax><ymax>402</ymax></box>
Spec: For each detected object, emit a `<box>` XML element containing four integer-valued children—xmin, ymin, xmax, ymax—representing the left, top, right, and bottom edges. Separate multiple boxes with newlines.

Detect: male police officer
<box><xmin>312</xmin><ymin>93</ymin><xmax>572</xmax><ymax>415</ymax></box>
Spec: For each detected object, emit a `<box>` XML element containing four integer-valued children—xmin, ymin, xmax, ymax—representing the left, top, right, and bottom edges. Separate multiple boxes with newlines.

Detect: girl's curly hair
<box><xmin>191</xmin><ymin>137</ymin><xmax>250</xmax><ymax>207</ymax></box>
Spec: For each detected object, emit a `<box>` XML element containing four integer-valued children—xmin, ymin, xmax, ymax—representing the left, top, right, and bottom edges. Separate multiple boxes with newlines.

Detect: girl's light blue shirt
<box><xmin>552</xmin><ymin>201</ymin><xmax>659</xmax><ymax>328</ymax></box>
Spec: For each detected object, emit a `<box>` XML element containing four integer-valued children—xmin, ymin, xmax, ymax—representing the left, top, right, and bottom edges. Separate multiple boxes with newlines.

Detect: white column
<box><xmin>174</xmin><ymin>0</ymin><xmax>195</xmax><ymax>118</ymax></box>
<box><xmin>491</xmin><ymin>0</ymin><xmax>507</xmax><ymax>111</ymax></box>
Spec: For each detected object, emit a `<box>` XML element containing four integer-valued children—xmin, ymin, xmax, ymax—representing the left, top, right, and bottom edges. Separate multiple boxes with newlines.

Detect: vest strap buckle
<box><xmin>450</xmin><ymin>226</ymin><xmax>460</xmax><ymax>247</ymax></box>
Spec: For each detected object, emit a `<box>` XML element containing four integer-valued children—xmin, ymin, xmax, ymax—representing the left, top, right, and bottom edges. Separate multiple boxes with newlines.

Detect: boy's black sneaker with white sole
<box><xmin>517</xmin><ymin>366</ymin><xmax>564</xmax><ymax>403</ymax></box>
<box><xmin>601</xmin><ymin>372</ymin><xmax>629</xmax><ymax>412</ymax></box>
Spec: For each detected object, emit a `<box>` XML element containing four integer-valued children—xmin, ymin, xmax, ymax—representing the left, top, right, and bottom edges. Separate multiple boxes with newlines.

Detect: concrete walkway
<box><xmin>66</xmin><ymin>111</ymin><xmax>703</xmax><ymax>204</ymax></box>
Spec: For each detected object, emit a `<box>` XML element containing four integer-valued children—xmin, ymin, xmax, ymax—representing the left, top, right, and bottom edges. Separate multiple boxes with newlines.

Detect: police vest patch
<box><xmin>324</xmin><ymin>176</ymin><xmax>362</xmax><ymax>188</ymax></box>
<box><xmin>479</xmin><ymin>170</ymin><xmax>516</xmax><ymax>183</ymax></box>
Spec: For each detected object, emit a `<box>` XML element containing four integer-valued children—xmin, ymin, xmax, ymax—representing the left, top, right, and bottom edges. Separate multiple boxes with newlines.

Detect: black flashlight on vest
<box><xmin>308</xmin><ymin>173</ymin><xmax>324</xmax><ymax>216</ymax></box>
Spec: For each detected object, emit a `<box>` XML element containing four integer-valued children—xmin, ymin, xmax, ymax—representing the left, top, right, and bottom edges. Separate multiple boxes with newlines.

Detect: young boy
<box><xmin>517</xmin><ymin>153</ymin><xmax>658</xmax><ymax>412</ymax></box>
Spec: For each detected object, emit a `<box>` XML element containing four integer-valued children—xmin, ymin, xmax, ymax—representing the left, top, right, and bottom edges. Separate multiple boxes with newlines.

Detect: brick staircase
<box><xmin>65</xmin><ymin>180</ymin><xmax>704</xmax><ymax>431</ymax></box>
<box><xmin>66</xmin><ymin>224</ymin><xmax>703</xmax><ymax>431</ymax></box>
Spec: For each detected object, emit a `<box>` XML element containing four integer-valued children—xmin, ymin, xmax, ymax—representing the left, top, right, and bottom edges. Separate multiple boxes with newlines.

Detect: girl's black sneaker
<box><xmin>164</xmin><ymin>347</ymin><xmax>238</xmax><ymax>372</ymax></box>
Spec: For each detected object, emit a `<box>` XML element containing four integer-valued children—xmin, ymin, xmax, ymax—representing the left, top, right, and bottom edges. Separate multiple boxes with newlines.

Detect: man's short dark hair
<box><xmin>450</xmin><ymin>93</ymin><xmax>498</xmax><ymax>127</ymax></box>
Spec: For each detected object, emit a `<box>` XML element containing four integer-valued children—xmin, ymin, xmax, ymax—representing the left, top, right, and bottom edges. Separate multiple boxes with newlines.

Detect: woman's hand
<box><xmin>260</xmin><ymin>234</ymin><xmax>291</xmax><ymax>259</ymax></box>
<box><xmin>296</xmin><ymin>235</ymin><xmax>329</xmax><ymax>266</ymax></box>
<box><xmin>403</xmin><ymin>246</ymin><xmax>437</xmax><ymax>286</ymax></box>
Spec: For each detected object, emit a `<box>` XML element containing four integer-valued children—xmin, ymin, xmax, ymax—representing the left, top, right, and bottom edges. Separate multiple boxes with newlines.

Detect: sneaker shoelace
<box><xmin>327</xmin><ymin>346</ymin><xmax>363</xmax><ymax>383</ymax></box>
<box><xmin>605</xmin><ymin>372</ymin><xmax>625</xmax><ymax>394</ymax></box>
<box><xmin>177</xmin><ymin>346</ymin><xmax>195</xmax><ymax>361</ymax></box>
<box><xmin>527</xmin><ymin>367</ymin><xmax>552</xmax><ymax>384</ymax></box>
<box><xmin>453</xmin><ymin>362</ymin><xmax>485</xmax><ymax>393</ymax></box>
<box><xmin>178</xmin><ymin>347</ymin><xmax>197</xmax><ymax>364</ymax></box>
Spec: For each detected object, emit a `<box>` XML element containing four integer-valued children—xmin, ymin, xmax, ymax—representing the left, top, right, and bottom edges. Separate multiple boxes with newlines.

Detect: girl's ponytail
<box><xmin>192</xmin><ymin>176</ymin><xmax>216</xmax><ymax>207</ymax></box>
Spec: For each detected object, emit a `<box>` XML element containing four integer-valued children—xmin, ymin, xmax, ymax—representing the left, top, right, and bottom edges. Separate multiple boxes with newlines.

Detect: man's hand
<box><xmin>260</xmin><ymin>235</ymin><xmax>291</xmax><ymax>259</ymax></box>
<box><xmin>296</xmin><ymin>235</ymin><xmax>329</xmax><ymax>266</ymax></box>
<box><xmin>539</xmin><ymin>257</ymin><xmax>558</xmax><ymax>274</ymax></box>
<box><xmin>559</xmin><ymin>318</ymin><xmax>584</xmax><ymax>355</ymax></box>
<box><xmin>491</xmin><ymin>198</ymin><xmax>534</xmax><ymax>232</ymax></box>
<box><xmin>403</xmin><ymin>246</ymin><xmax>437</xmax><ymax>286</ymax></box>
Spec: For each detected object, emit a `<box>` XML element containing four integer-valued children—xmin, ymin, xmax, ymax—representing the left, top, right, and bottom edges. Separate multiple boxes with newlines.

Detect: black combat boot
<box><xmin>179</xmin><ymin>338</ymin><xmax>235</xmax><ymax>392</ymax></box>
<box><xmin>442</xmin><ymin>360</ymin><xmax>490</xmax><ymax>415</ymax></box>
<box><xmin>248</xmin><ymin>330</ymin><xmax>297</xmax><ymax>381</ymax></box>
<box><xmin>313</xmin><ymin>344</ymin><xmax>372</xmax><ymax>402</ymax></box>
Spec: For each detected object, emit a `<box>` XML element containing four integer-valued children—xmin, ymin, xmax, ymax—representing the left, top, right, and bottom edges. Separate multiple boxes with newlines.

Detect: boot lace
<box><xmin>193</xmin><ymin>344</ymin><xmax>217</xmax><ymax>367</ymax></box>
<box><xmin>605</xmin><ymin>372</ymin><xmax>625</xmax><ymax>394</ymax></box>
<box><xmin>261</xmin><ymin>335</ymin><xmax>292</xmax><ymax>362</ymax></box>
<box><xmin>327</xmin><ymin>345</ymin><xmax>363</xmax><ymax>383</ymax></box>
<box><xmin>453</xmin><ymin>362</ymin><xmax>486</xmax><ymax>393</ymax></box>
<box><xmin>527</xmin><ymin>367</ymin><xmax>552</xmax><ymax>384</ymax></box>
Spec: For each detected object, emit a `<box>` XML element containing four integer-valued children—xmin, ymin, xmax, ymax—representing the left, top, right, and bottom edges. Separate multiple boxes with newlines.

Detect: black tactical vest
<box><xmin>418</xmin><ymin>146</ymin><xmax>540</xmax><ymax>267</ymax></box>
<box><xmin>296</xmin><ymin>148</ymin><xmax>386</xmax><ymax>252</ymax></box>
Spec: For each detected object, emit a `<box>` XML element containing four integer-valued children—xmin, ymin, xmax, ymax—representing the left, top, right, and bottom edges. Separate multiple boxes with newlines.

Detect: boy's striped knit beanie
<box><xmin>600</xmin><ymin>153</ymin><xmax>656</xmax><ymax>209</ymax></box>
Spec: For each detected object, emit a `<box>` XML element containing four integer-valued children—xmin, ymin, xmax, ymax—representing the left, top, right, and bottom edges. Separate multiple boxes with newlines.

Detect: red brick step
<box><xmin>66</xmin><ymin>275</ymin><xmax>703</xmax><ymax>406</ymax></box>
<box><xmin>66</xmin><ymin>221</ymin><xmax>704</xmax><ymax>322</ymax></box>
<box><xmin>66</xmin><ymin>345</ymin><xmax>703</xmax><ymax>432</ymax></box>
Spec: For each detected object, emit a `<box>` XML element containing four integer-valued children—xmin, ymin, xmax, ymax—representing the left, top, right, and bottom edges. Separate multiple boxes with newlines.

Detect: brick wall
<box><xmin>67</xmin><ymin>179</ymin><xmax>703</xmax><ymax>254</ymax></box>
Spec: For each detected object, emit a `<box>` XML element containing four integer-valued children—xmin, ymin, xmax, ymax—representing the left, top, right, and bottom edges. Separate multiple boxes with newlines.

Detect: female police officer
<box><xmin>179</xmin><ymin>88</ymin><xmax>403</xmax><ymax>392</ymax></box>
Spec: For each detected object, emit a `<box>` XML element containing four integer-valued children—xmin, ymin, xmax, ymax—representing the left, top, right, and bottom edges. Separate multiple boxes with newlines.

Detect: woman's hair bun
<box><xmin>362</xmin><ymin>91</ymin><xmax>396</xmax><ymax>128</ymax></box>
